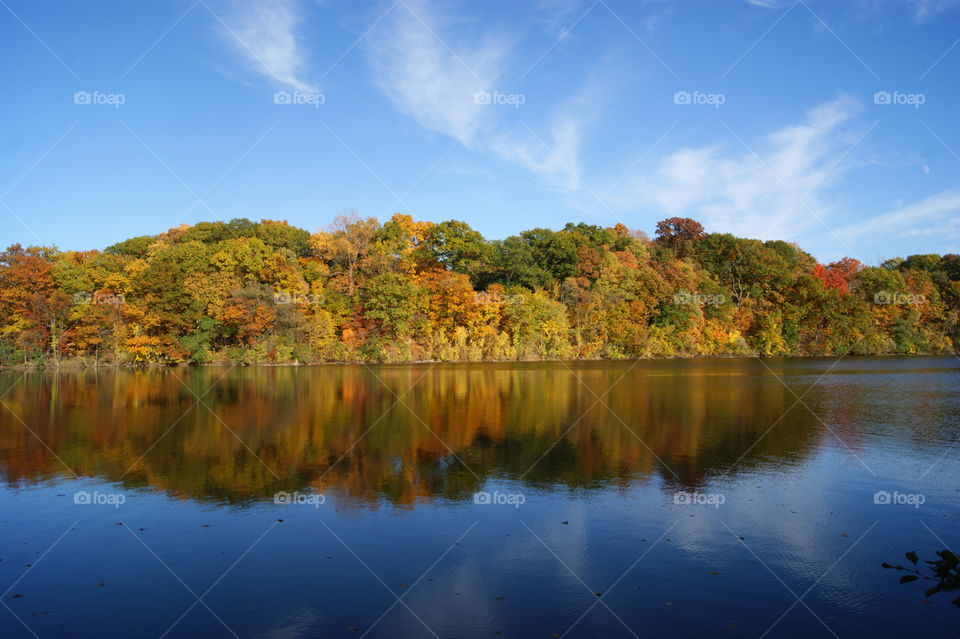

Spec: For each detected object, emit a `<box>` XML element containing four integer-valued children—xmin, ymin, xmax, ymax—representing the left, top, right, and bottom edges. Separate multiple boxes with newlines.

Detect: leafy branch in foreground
<box><xmin>883</xmin><ymin>550</ymin><xmax>960</xmax><ymax>605</ymax></box>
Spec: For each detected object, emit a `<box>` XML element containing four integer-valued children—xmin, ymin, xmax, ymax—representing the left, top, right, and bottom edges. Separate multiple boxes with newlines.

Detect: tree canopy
<box><xmin>1</xmin><ymin>215</ymin><xmax>956</xmax><ymax>365</ymax></box>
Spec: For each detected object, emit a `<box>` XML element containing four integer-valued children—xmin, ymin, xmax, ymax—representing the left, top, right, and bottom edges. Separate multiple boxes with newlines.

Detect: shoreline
<box><xmin>2</xmin><ymin>350</ymin><xmax>955</xmax><ymax>372</ymax></box>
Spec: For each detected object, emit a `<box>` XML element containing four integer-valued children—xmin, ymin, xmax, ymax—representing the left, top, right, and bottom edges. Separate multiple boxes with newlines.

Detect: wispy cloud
<box><xmin>490</xmin><ymin>117</ymin><xmax>583</xmax><ymax>191</ymax></box>
<box><xmin>366</xmin><ymin>0</ymin><xmax>506</xmax><ymax>141</ymax></box>
<box><xmin>911</xmin><ymin>0</ymin><xmax>960</xmax><ymax>22</ymax></box>
<box><xmin>214</xmin><ymin>0</ymin><xmax>317</xmax><ymax>92</ymax></box>
<box><xmin>608</xmin><ymin>96</ymin><xmax>864</xmax><ymax>241</ymax></box>
<box><xmin>535</xmin><ymin>0</ymin><xmax>591</xmax><ymax>36</ymax></box>
<box><xmin>742</xmin><ymin>0</ymin><xmax>786</xmax><ymax>8</ymax></box>
<box><xmin>837</xmin><ymin>189</ymin><xmax>960</xmax><ymax>240</ymax></box>
<box><xmin>366</xmin><ymin>0</ymin><xmax>587</xmax><ymax>190</ymax></box>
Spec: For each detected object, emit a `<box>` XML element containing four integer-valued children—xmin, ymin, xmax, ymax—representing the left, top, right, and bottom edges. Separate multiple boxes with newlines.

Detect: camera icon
<box><xmin>873</xmin><ymin>490</ymin><xmax>892</xmax><ymax>505</ymax></box>
<box><xmin>873</xmin><ymin>91</ymin><xmax>891</xmax><ymax>105</ymax></box>
<box><xmin>673</xmin><ymin>491</ymin><xmax>691</xmax><ymax>505</ymax></box>
<box><xmin>73</xmin><ymin>490</ymin><xmax>91</xmax><ymax>505</ymax></box>
<box><xmin>473</xmin><ymin>491</ymin><xmax>492</xmax><ymax>504</ymax></box>
<box><xmin>273</xmin><ymin>292</ymin><xmax>292</xmax><ymax>304</ymax></box>
<box><xmin>873</xmin><ymin>291</ymin><xmax>891</xmax><ymax>305</ymax></box>
<box><xmin>273</xmin><ymin>91</ymin><xmax>292</xmax><ymax>105</ymax></box>
<box><xmin>673</xmin><ymin>91</ymin><xmax>691</xmax><ymax>105</ymax></box>
<box><xmin>273</xmin><ymin>491</ymin><xmax>291</xmax><ymax>504</ymax></box>
<box><xmin>73</xmin><ymin>292</ymin><xmax>92</xmax><ymax>305</ymax></box>
<box><xmin>73</xmin><ymin>91</ymin><xmax>91</xmax><ymax>105</ymax></box>
<box><xmin>473</xmin><ymin>91</ymin><xmax>491</xmax><ymax>105</ymax></box>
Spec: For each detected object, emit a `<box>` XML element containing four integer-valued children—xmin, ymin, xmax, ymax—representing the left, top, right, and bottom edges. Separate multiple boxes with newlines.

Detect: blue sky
<box><xmin>1</xmin><ymin>0</ymin><xmax>958</xmax><ymax>263</ymax></box>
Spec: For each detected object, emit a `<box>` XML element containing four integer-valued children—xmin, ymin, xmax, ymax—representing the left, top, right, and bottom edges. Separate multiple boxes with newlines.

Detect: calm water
<box><xmin>0</xmin><ymin>357</ymin><xmax>958</xmax><ymax>638</ymax></box>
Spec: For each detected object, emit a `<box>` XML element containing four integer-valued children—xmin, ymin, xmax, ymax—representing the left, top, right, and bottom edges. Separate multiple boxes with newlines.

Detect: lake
<box><xmin>0</xmin><ymin>357</ymin><xmax>958</xmax><ymax>638</ymax></box>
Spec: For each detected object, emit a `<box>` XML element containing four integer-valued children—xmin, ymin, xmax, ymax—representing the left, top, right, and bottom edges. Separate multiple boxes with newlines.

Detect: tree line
<box><xmin>1</xmin><ymin>214</ymin><xmax>957</xmax><ymax>365</ymax></box>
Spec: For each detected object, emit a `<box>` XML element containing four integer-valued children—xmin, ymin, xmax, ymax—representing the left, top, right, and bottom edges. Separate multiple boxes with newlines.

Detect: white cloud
<box><xmin>215</xmin><ymin>0</ymin><xmax>316</xmax><ymax>92</ymax></box>
<box><xmin>608</xmin><ymin>96</ymin><xmax>864</xmax><ymax>240</ymax></box>
<box><xmin>366</xmin><ymin>0</ymin><xmax>586</xmax><ymax>190</ymax></box>
<box><xmin>366</xmin><ymin>0</ymin><xmax>506</xmax><ymax>141</ymax></box>
<box><xmin>489</xmin><ymin>116</ymin><xmax>583</xmax><ymax>191</ymax></box>
<box><xmin>742</xmin><ymin>0</ymin><xmax>786</xmax><ymax>8</ymax></box>
<box><xmin>837</xmin><ymin>190</ymin><xmax>960</xmax><ymax>240</ymax></box>
<box><xmin>911</xmin><ymin>0</ymin><xmax>960</xmax><ymax>22</ymax></box>
<box><xmin>535</xmin><ymin>0</ymin><xmax>590</xmax><ymax>36</ymax></box>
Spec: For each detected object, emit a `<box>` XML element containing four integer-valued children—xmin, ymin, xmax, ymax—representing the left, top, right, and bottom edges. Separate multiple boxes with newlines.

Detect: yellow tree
<box><xmin>310</xmin><ymin>211</ymin><xmax>379</xmax><ymax>295</ymax></box>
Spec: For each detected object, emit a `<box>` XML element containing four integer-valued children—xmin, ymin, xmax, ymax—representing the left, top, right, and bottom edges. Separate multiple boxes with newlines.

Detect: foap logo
<box><xmin>274</xmin><ymin>490</ymin><xmax>325</xmax><ymax>507</ymax></box>
<box><xmin>73</xmin><ymin>90</ymin><xmax>126</xmax><ymax>108</ymax></box>
<box><xmin>874</xmin><ymin>490</ymin><xmax>925</xmax><ymax>508</ymax></box>
<box><xmin>273</xmin><ymin>90</ymin><xmax>325</xmax><ymax>107</ymax></box>
<box><xmin>673</xmin><ymin>491</ymin><xmax>726</xmax><ymax>508</ymax></box>
<box><xmin>673</xmin><ymin>291</ymin><xmax>726</xmax><ymax>306</ymax></box>
<box><xmin>873</xmin><ymin>291</ymin><xmax>925</xmax><ymax>306</ymax></box>
<box><xmin>873</xmin><ymin>91</ymin><xmax>925</xmax><ymax>108</ymax></box>
<box><xmin>673</xmin><ymin>90</ymin><xmax>725</xmax><ymax>108</ymax></box>
<box><xmin>273</xmin><ymin>291</ymin><xmax>323</xmax><ymax>305</ymax></box>
<box><xmin>74</xmin><ymin>291</ymin><xmax>125</xmax><ymax>306</ymax></box>
<box><xmin>73</xmin><ymin>490</ymin><xmax>126</xmax><ymax>508</ymax></box>
<box><xmin>473</xmin><ymin>91</ymin><xmax>526</xmax><ymax>108</ymax></box>
<box><xmin>473</xmin><ymin>490</ymin><xmax>526</xmax><ymax>508</ymax></box>
<box><xmin>474</xmin><ymin>291</ymin><xmax>523</xmax><ymax>306</ymax></box>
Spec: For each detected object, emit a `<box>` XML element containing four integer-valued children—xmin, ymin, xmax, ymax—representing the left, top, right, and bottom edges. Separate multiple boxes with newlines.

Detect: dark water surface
<box><xmin>0</xmin><ymin>357</ymin><xmax>958</xmax><ymax>638</ymax></box>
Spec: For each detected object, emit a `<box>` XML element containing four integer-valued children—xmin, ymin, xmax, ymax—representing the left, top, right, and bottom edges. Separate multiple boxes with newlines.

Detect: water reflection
<box><xmin>0</xmin><ymin>358</ymin><xmax>954</xmax><ymax>506</ymax></box>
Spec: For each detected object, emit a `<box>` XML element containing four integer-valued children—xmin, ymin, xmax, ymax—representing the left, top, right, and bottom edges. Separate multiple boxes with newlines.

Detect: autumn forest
<box><xmin>1</xmin><ymin>214</ymin><xmax>957</xmax><ymax>366</ymax></box>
